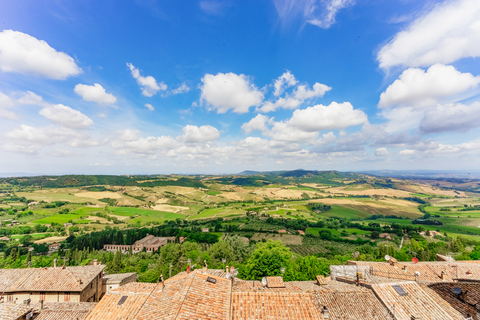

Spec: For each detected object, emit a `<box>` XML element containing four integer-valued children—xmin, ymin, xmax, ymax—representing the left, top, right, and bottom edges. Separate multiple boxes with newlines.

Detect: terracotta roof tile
<box><xmin>0</xmin><ymin>302</ymin><xmax>33</xmax><ymax>320</ymax></box>
<box><xmin>35</xmin><ymin>302</ymin><xmax>96</xmax><ymax>320</ymax></box>
<box><xmin>135</xmin><ymin>270</ymin><xmax>232</xmax><ymax>320</ymax></box>
<box><xmin>231</xmin><ymin>292</ymin><xmax>323</xmax><ymax>320</ymax></box>
<box><xmin>312</xmin><ymin>291</ymin><xmax>391</xmax><ymax>320</ymax></box>
<box><xmin>371</xmin><ymin>281</ymin><xmax>464</xmax><ymax>320</ymax></box>
<box><xmin>0</xmin><ymin>265</ymin><xmax>105</xmax><ymax>293</ymax></box>
<box><xmin>85</xmin><ymin>282</ymin><xmax>156</xmax><ymax>320</ymax></box>
<box><xmin>266</xmin><ymin>276</ymin><xmax>285</xmax><ymax>288</ymax></box>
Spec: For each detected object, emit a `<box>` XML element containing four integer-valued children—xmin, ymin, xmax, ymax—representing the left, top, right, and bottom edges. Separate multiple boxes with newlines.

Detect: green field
<box><xmin>322</xmin><ymin>205</ymin><xmax>370</xmax><ymax>219</ymax></box>
<box><xmin>10</xmin><ymin>233</ymin><xmax>52</xmax><ymax>240</ymax></box>
<box><xmin>108</xmin><ymin>206</ymin><xmax>185</xmax><ymax>223</ymax></box>
<box><xmin>306</xmin><ymin>227</ymin><xmax>370</xmax><ymax>237</ymax></box>
<box><xmin>32</xmin><ymin>214</ymin><xmax>90</xmax><ymax>225</ymax></box>
<box><xmin>191</xmin><ymin>207</ymin><xmax>245</xmax><ymax>220</ymax></box>
<box><xmin>206</xmin><ymin>190</ymin><xmax>221</xmax><ymax>195</ymax></box>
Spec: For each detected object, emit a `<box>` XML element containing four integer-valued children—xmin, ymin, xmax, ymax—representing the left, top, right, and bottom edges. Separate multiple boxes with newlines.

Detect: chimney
<box><xmin>40</xmin><ymin>300</ymin><xmax>44</xmax><ymax>310</ymax></box>
<box><xmin>321</xmin><ymin>306</ymin><xmax>329</xmax><ymax>319</ymax></box>
<box><xmin>440</xmin><ymin>271</ymin><xmax>446</xmax><ymax>281</ymax></box>
<box><xmin>159</xmin><ymin>275</ymin><xmax>165</xmax><ymax>290</ymax></box>
<box><xmin>54</xmin><ymin>258</ymin><xmax>57</xmax><ymax>268</ymax></box>
<box><xmin>202</xmin><ymin>260</ymin><xmax>207</xmax><ymax>273</ymax></box>
<box><xmin>402</xmin><ymin>265</ymin><xmax>408</xmax><ymax>272</ymax></box>
<box><xmin>78</xmin><ymin>280</ymin><xmax>83</xmax><ymax>285</ymax></box>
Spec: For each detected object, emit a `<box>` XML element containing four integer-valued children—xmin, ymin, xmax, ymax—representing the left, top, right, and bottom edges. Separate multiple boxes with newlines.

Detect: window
<box><xmin>64</xmin><ymin>292</ymin><xmax>70</xmax><ymax>301</ymax></box>
<box><xmin>392</xmin><ymin>285</ymin><xmax>407</xmax><ymax>296</ymax></box>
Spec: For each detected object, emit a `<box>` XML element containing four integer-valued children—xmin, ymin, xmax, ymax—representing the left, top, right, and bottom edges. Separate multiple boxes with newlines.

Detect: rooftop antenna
<box><xmin>385</xmin><ymin>255</ymin><xmax>391</xmax><ymax>261</ymax></box>
<box><xmin>261</xmin><ymin>277</ymin><xmax>267</xmax><ymax>287</ymax></box>
<box><xmin>453</xmin><ymin>287</ymin><xmax>462</xmax><ymax>295</ymax></box>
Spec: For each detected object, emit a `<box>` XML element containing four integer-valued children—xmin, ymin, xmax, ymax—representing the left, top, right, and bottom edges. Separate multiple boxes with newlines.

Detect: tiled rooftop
<box><xmin>231</xmin><ymin>292</ymin><xmax>323</xmax><ymax>320</ymax></box>
<box><xmin>0</xmin><ymin>302</ymin><xmax>33</xmax><ymax>320</ymax></box>
<box><xmin>103</xmin><ymin>272</ymin><xmax>137</xmax><ymax>284</ymax></box>
<box><xmin>0</xmin><ymin>265</ymin><xmax>105</xmax><ymax>292</ymax></box>
<box><xmin>136</xmin><ymin>270</ymin><xmax>232</xmax><ymax>320</ymax></box>
<box><xmin>311</xmin><ymin>291</ymin><xmax>392</xmax><ymax>320</ymax></box>
<box><xmin>371</xmin><ymin>281</ymin><xmax>465</xmax><ymax>320</ymax></box>
<box><xmin>350</xmin><ymin>260</ymin><xmax>480</xmax><ymax>283</ymax></box>
<box><xmin>428</xmin><ymin>281</ymin><xmax>480</xmax><ymax>319</ymax></box>
<box><xmin>266</xmin><ymin>276</ymin><xmax>285</xmax><ymax>288</ymax></box>
<box><xmin>35</xmin><ymin>302</ymin><xmax>97</xmax><ymax>320</ymax></box>
<box><xmin>85</xmin><ymin>282</ymin><xmax>156</xmax><ymax>320</ymax></box>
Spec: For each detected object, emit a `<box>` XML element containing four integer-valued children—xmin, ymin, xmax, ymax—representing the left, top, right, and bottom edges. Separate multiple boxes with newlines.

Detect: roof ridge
<box><xmin>173</xmin><ymin>271</ymin><xmax>197</xmax><ymax>320</ymax></box>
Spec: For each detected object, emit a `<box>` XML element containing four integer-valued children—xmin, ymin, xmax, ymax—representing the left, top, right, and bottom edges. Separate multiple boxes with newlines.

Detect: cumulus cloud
<box><xmin>171</xmin><ymin>82</ymin><xmax>190</xmax><ymax>95</ymax></box>
<box><xmin>287</xmin><ymin>102</ymin><xmax>367</xmax><ymax>132</ymax></box>
<box><xmin>420</xmin><ymin>102</ymin><xmax>480</xmax><ymax>134</ymax></box>
<box><xmin>127</xmin><ymin>63</ymin><xmax>167</xmax><ymax>97</ymax></box>
<box><xmin>74</xmin><ymin>83</ymin><xmax>117</xmax><ymax>104</ymax></box>
<box><xmin>260</xmin><ymin>80</ymin><xmax>331</xmax><ymax>113</ymax></box>
<box><xmin>400</xmin><ymin>149</ymin><xmax>415</xmax><ymax>155</ymax></box>
<box><xmin>273</xmin><ymin>0</ymin><xmax>355</xmax><ymax>29</ymax></box>
<box><xmin>145</xmin><ymin>103</ymin><xmax>154</xmax><ymax>111</ymax></box>
<box><xmin>0</xmin><ymin>30</ymin><xmax>81</xmax><ymax>79</ymax></box>
<box><xmin>0</xmin><ymin>91</ymin><xmax>17</xmax><ymax>119</ymax></box>
<box><xmin>375</xmin><ymin>147</ymin><xmax>390</xmax><ymax>156</ymax></box>
<box><xmin>377</xmin><ymin>0</ymin><xmax>480</xmax><ymax>70</ymax></box>
<box><xmin>200</xmin><ymin>72</ymin><xmax>264</xmax><ymax>113</ymax></box>
<box><xmin>5</xmin><ymin>125</ymin><xmax>102</xmax><ymax>148</ymax></box>
<box><xmin>111</xmin><ymin>129</ymin><xmax>178</xmax><ymax>156</ymax></box>
<box><xmin>39</xmin><ymin>104</ymin><xmax>93</xmax><ymax>129</ymax></box>
<box><xmin>274</xmin><ymin>71</ymin><xmax>298</xmax><ymax>96</ymax></box>
<box><xmin>241</xmin><ymin>114</ymin><xmax>274</xmax><ymax>134</ymax></box>
<box><xmin>379</xmin><ymin>64</ymin><xmax>480</xmax><ymax>109</ymax></box>
<box><xmin>181</xmin><ymin>125</ymin><xmax>220</xmax><ymax>143</ymax></box>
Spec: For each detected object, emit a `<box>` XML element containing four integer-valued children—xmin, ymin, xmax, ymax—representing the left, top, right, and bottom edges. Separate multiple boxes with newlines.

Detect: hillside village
<box><xmin>0</xmin><ymin>254</ymin><xmax>479</xmax><ymax>319</ymax></box>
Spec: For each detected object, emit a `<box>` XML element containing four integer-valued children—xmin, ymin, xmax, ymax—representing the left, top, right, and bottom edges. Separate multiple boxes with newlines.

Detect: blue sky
<box><xmin>1</xmin><ymin>0</ymin><xmax>480</xmax><ymax>174</ymax></box>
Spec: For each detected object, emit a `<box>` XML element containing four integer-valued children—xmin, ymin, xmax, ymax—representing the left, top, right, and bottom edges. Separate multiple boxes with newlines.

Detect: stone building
<box><xmin>103</xmin><ymin>234</ymin><xmax>184</xmax><ymax>253</ymax></box>
<box><xmin>0</xmin><ymin>265</ymin><xmax>105</xmax><ymax>304</ymax></box>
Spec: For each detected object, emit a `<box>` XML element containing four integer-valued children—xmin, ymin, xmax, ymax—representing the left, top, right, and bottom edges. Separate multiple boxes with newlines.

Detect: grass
<box><xmin>206</xmin><ymin>190</ymin><xmax>221</xmax><ymax>195</ymax></box>
<box><xmin>108</xmin><ymin>206</ymin><xmax>185</xmax><ymax>223</ymax></box>
<box><xmin>411</xmin><ymin>193</ymin><xmax>430</xmax><ymax>198</ymax></box>
<box><xmin>32</xmin><ymin>214</ymin><xmax>90</xmax><ymax>225</ymax></box>
<box><xmin>72</xmin><ymin>207</ymin><xmax>103</xmax><ymax>215</ymax></box>
<box><xmin>321</xmin><ymin>205</ymin><xmax>370</xmax><ymax>219</ymax></box>
<box><xmin>10</xmin><ymin>233</ymin><xmax>52</xmax><ymax>240</ymax></box>
<box><xmin>191</xmin><ymin>207</ymin><xmax>244</xmax><ymax>220</ymax></box>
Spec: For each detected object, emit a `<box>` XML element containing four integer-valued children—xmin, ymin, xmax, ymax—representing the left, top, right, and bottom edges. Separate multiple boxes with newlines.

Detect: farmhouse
<box><xmin>0</xmin><ymin>265</ymin><xmax>105</xmax><ymax>303</ymax></box>
<box><xmin>103</xmin><ymin>234</ymin><xmax>179</xmax><ymax>253</ymax></box>
<box><xmin>202</xmin><ymin>228</ymin><xmax>209</xmax><ymax>232</ymax></box>
<box><xmin>49</xmin><ymin>243</ymin><xmax>61</xmax><ymax>252</ymax></box>
<box><xmin>379</xmin><ymin>232</ymin><xmax>391</xmax><ymax>240</ymax></box>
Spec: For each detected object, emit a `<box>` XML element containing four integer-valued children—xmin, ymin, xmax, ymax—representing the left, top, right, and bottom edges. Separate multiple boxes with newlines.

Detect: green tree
<box><xmin>116</xmin><ymin>231</ymin><xmax>124</xmax><ymax>245</ymax></box>
<box><xmin>207</xmin><ymin>241</ymin><xmax>234</xmax><ymax>268</ymax></box>
<box><xmin>9</xmin><ymin>247</ymin><xmax>18</xmax><ymax>261</ymax></box>
<box><xmin>240</xmin><ymin>240</ymin><xmax>293</xmax><ymax>280</ymax></box>
<box><xmin>111</xmin><ymin>250</ymin><xmax>122</xmax><ymax>273</ymax></box>
<box><xmin>225</xmin><ymin>234</ymin><xmax>250</xmax><ymax>263</ymax></box>
<box><xmin>25</xmin><ymin>251</ymin><xmax>32</xmax><ymax>266</ymax></box>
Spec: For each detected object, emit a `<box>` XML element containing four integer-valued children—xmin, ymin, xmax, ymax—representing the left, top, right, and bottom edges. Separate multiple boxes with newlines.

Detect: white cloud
<box><xmin>200</xmin><ymin>72</ymin><xmax>264</xmax><ymax>113</ymax></box>
<box><xmin>375</xmin><ymin>147</ymin><xmax>390</xmax><ymax>156</ymax></box>
<box><xmin>241</xmin><ymin>114</ymin><xmax>274</xmax><ymax>134</ymax></box>
<box><xmin>39</xmin><ymin>104</ymin><xmax>93</xmax><ymax>129</ymax></box>
<box><xmin>0</xmin><ymin>91</ymin><xmax>17</xmax><ymax>119</ymax></box>
<box><xmin>145</xmin><ymin>103</ymin><xmax>155</xmax><ymax>111</ymax></box>
<box><xmin>287</xmin><ymin>101</ymin><xmax>368</xmax><ymax>132</ymax></box>
<box><xmin>269</xmin><ymin>122</ymin><xmax>319</xmax><ymax>142</ymax></box>
<box><xmin>294</xmin><ymin>82</ymin><xmax>331</xmax><ymax>100</ymax></box>
<box><xmin>308</xmin><ymin>0</ymin><xmax>355</xmax><ymax>29</ymax></box>
<box><xmin>399</xmin><ymin>149</ymin><xmax>415</xmax><ymax>155</ymax></box>
<box><xmin>181</xmin><ymin>125</ymin><xmax>220</xmax><ymax>143</ymax></box>
<box><xmin>199</xmin><ymin>0</ymin><xmax>231</xmax><ymax>15</ymax></box>
<box><xmin>378</xmin><ymin>0</ymin><xmax>480</xmax><ymax>70</ymax></box>
<box><xmin>0</xmin><ymin>30</ymin><xmax>81</xmax><ymax>79</ymax></box>
<box><xmin>111</xmin><ymin>130</ymin><xmax>179</xmax><ymax>156</ymax></box>
<box><xmin>127</xmin><ymin>63</ymin><xmax>167</xmax><ymax>97</ymax></box>
<box><xmin>273</xmin><ymin>0</ymin><xmax>355</xmax><ymax>29</ymax></box>
<box><xmin>5</xmin><ymin>125</ymin><xmax>102</xmax><ymax>148</ymax></box>
<box><xmin>260</xmin><ymin>80</ymin><xmax>331</xmax><ymax>113</ymax></box>
<box><xmin>74</xmin><ymin>83</ymin><xmax>117</xmax><ymax>104</ymax></box>
<box><xmin>171</xmin><ymin>82</ymin><xmax>190</xmax><ymax>95</ymax></box>
<box><xmin>2</xmin><ymin>143</ymin><xmax>39</xmax><ymax>154</ymax></box>
<box><xmin>420</xmin><ymin>102</ymin><xmax>480</xmax><ymax>134</ymax></box>
<box><xmin>379</xmin><ymin>64</ymin><xmax>480</xmax><ymax>109</ymax></box>
<box><xmin>274</xmin><ymin>71</ymin><xmax>298</xmax><ymax>96</ymax></box>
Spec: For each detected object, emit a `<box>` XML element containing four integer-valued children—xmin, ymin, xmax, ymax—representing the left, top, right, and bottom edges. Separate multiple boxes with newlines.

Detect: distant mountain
<box><xmin>361</xmin><ymin>170</ymin><xmax>480</xmax><ymax>180</ymax></box>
